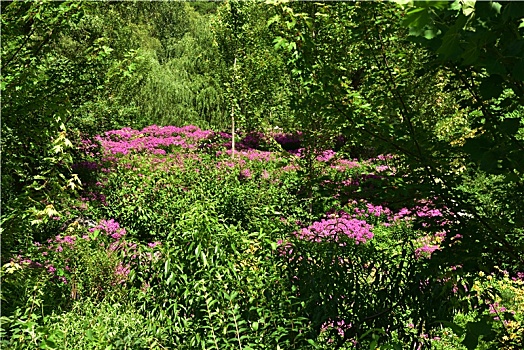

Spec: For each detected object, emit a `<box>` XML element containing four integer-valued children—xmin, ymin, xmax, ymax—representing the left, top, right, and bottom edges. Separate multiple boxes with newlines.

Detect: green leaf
<box><xmin>42</xmin><ymin>339</ymin><xmax>56</xmax><ymax>348</ymax></box>
<box><xmin>462</xmin><ymin>332</ymin><xmax>479</xmax><ymax>350</ymax></box>
<box><xmin>461</xmin><ymin>42</ymin><xmax>480</xmax><ymax>65</ymax></box>
<box><xmin>511</xmin><ymin>59</ymin><xmax>524</xmax><ymax>81</ymax></box>
<box><xmin>267</xmin><ymin>14</ymin><xmax>280</xmax><ymax>27</ymax></box>
<box><xmin>164</xmin><ymin>258</ymin><xmax>171</xmax><ymax>278</ymax></box>
<box><xmin>437</xmin><ymin>26</ymin><xmax>463</xmax><ymax>59</ymax></box>
<box><xmin>499</xmin><ymin>118</ymin><xmax>521</xmax><ymax>135</ymax></box>
<box><xmin>166</xmin><ymin>272</ymin><xmax>175</xmax><ymax>285</ymax></box>
<box><xmin>463</xmin><ymin>137</ymin><xmax>489</xmax><ymax>161</ymax></box>
<box><xmin>450</xmin><ymin>0</ymin><xmax>462</xmax><ymax>11</ymax></box>
<box><xmin>201</xmin><ymin>251</ymin><xmax>208</xmax><ymax>267</ymax></box>
<box><xmin>484</xmin><ymin>59</ymin><xmax>507</xmax><ymax>76</ymax></box>
<box><xmin>438</xmin><ymin>320</ymin><xmax>465</xmax><ymax>336</ymax></box>
<box><xmin>491</xmin><ymin>2</ymin><xmax>502</xmax><ymax>14</ymax></box>
<box><xmin>462</xmin><ymin>319</ymin><xmax>492</xmax><ymax>350</ymax></box>
<box><xmin>480</xmin><ymin>151</ymin><xmax>498</xmax><ymax>172</ymax></box>
<box><xmin>475</xmin><ymin>1</ymin><xmax>502</xmax><ymax>18</ymax></box>
<box><xmin>479</xmin><ymin>75</ymin><xmax>504</xmax><ymax>100</ymax></box>
<box><xmin>423</xmin><ymin>27</ymin><xmax>439</xmax><ymax>39</ymax></box>
<box><xmin>273</xmin><ymin>37</ymin><xmax>287</xmax><ymax>50</ymax></box>
<box><xmin>307</xmin><ymin>339</ymin><xmax>319</xmax><ymax>348</ymax></box>
<box><xmin>469</xmin><ymin>319</ymin><xmax>492</xmax><ymax>335</ymax></box>
<box><xmin>403</xmin><ymin>7</ymin><xmax>431</xmax><ymax>36</ymax></box>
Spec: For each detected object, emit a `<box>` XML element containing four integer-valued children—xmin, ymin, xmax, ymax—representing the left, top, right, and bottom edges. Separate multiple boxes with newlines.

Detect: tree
<box><xmin>214</xmin><ymin>0</ymin><xmax>295</xmax><ymax>139</ymax></box>
<box><xmin>268</xmin><ymin>0</ymin><xmax>523</xmax><ymax>346</ymax></box>
<box><xmin>1</xmin><ymin>0</ymin><xmax>139</xmax><ymax>254</ymax></box>
<box><xmin>399</xmin><ymin>0</ymin><xmax>524</xmax><ymax>271</ymax></box>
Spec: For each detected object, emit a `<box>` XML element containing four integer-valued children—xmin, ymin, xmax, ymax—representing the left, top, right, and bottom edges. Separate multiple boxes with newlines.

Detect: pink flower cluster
<box><xmin>240</xmin><ymin>131</ymin><xmax>266</xmax><ymax>149</ymax></box>
<box><xmin>321</xmin><ymin>318</ymin><xmax>353</xmax><ymax>338</ymax></box>
<box><xmin>316</xmin><ymin>150</ymin><xmax>337</xmax><ymax>162</ymax></box>
<box><xmin>89</xmin><ymin>219</ymin><xmax>127</xmax><ymax>240</ymax></box>
<box><xmin>12</xmin><ymin>218</ymin><xmax>166</xmax><ymax>293</ymax></box>
<box><xmin>273</xmin><ymin>131</ymin><xmax>303</xmax><ymax>150</ymax></box>
<box><xmin>94</xmin><ymin>125</ymin><xmax>213</xmax><ymax>155</ymax></box>
<box><xmin>352</xmin><ymin>202</ymin><xmax>394</xmax><ymax>220</ymax></box>
<box><xmin>217</xmin><ymin>149</ymin><xmax>275</xmax><ymax>162</ymax></box>
<box><xmin>512</xmin><ymin>272</ymin><xmax>524</xmax><ymax>281</ymax></box>
<box><xmin>114</xmin><ymin>262</ymin><xmax>131</xmax><ymax>285</ymax></box>
<box><xmin>331</xmin><ymin>158</ymin><xmax>360</xmax><ymax>171</ymax></box>
<box><xmin>296</xmin><ymin>212</ymin><xmax>374</xmax><ymax>245</ymax></box>
<box><xmin>414</xmin><ymin>244</ymin><xmax>440</xmax><ymax>259</ymax></box>
<box><xmin>488</xmin><ymin>301</ymin><xmax>511</xmax><ymax>321</ymax></box>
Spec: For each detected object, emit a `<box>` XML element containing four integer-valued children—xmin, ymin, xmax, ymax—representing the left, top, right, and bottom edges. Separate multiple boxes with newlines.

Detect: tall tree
<box><xmin>1</xmin><ymin>0</ymin><xmax>140</xmax><ymax>253</ymax></box>
<box><xmin>214</xmin><ymin>0</ymin><xmax>295</xmax><ymax>136</ymax></box>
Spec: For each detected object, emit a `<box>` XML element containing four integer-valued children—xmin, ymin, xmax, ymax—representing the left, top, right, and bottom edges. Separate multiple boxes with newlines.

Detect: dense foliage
<box><xmin>1</xmin><ymin>1</ymin><xmax>523</xmax><ymax>349</ymax></box>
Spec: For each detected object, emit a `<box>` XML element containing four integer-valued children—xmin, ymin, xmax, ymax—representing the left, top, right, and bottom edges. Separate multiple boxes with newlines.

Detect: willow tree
<box><xmin>117</xmin><ymin>2</ymin><xmax>227</xmax><ymax>129</ymax></box>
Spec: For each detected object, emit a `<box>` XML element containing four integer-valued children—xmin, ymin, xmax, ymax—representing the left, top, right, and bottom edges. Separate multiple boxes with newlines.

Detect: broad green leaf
<box><xmin>450</xmin><ymin>0</ymin><xmax>462</xmax><ymax>11</ymax></box>
<box><xmin>403</xmin><ymin>7</ymin><xmax>431</xmax><ymax>36</ymax></box>
<box><xmin>511</xmin><ymin>59</ymin><xmax>524</xmax><ymax>81</ymax></box>
<box><xmin>480</xmin><ymin>151</ymin><xmax>499</xmax><ymax>172</ymax></box>
<box><xmin>437</xmin><ymin>24</ymin><xmax>464</xmax><ymax>59</ymax></box>
<box><xmin>462</xmin><ymin>332</ymin><xmax>479</xmax><ymax>350</ymax></box>
<box><xmin>479</xmin><ymin>75</ymin><xmax>504</xmax><ymax>100</ymax></box>
<box><xmin>467</xmin><ymin>319</ymin><xmax>492</xmax><ymax>336</ymax></box>
<box><xmin>438</xmin><ymin>320</ymin><xmax>465</xmax><ymax>335</ymax></box>
<box><xmin>484</xmin><ymin>59</ymin><xmax>507</xmax><ymax>75</ymax></box>
<box><xmin>491</xmin><ymin>2</ymin><xmax>502</xmax><ymax>14</ymax></box>
<box><xmin>423</xmin><ymin>28</ymin><xmax>439</xmax><ymax>39</ymax></box>
<box><xmin>499</xmin><ymin>118</ymin><xmax>521</xmax><ymax>135</ymax></box>
<box><xmin>475</xmin><ymin>1</ymin><xmax>501</xmax><ymax>18</ymax></box>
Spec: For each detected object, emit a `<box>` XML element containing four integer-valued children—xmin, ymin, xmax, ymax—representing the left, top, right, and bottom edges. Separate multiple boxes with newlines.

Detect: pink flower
<box><xmin>90</xmin><ymin>219</ymin><xmax>126</xmax><ymax>240</ymax></box>
<box><xmin>148</xmin><ymin>241</ymin><xmax>161</xmax><ymax>248</ymax></box>
<box><xmin>316</xmin><ymin>150</ymin><xmax>336</xmax><ymax>162</ymax></box>
<box><xmin>415</xmin><ymin>244</ymin><xmax>440</xmax><ymax>259</ymax></box>
<box><xmin>63</xmin><ymin>236</ymin><xmax>76</xmax><ymax>245</ymax></box>
<box><xmin>295</xmin><ymin>212</ymin><xmax>374</xmax><ymax>244</ymax></box>
<box><xmin>114</xmin><ymin>263</ymin><xmax>131</xmax><ymax>284</ymax></box>
<box><xmin>240</xmin><ymin>168</ymin><xmax>252</xmax><ymax>179</ymax></box>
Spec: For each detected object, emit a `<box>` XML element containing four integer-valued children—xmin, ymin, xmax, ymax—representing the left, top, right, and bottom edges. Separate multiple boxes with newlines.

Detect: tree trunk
<box><xmin>231</xmin><ymin>56</ymin><xmax>237</xmax><ymax>158</ymax></box>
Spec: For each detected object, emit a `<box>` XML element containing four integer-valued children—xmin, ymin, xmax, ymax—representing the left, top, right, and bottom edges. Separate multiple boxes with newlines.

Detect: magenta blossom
<box><xmin>148</xmin><ymin>241</ymin><xmax>161</xmax><ymax>248</ymax></box>
<box><xmin>89</xmin><ymin>219</ymin><xmax>126</xmax><ymax>240</ymax></box>
<box><xmin>296</xmin><ymin>212</ymin><xmax>374</xmax><ymax>245</ymax></box>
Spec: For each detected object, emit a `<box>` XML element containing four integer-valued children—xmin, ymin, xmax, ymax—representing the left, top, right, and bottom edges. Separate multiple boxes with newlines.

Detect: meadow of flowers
<box><xmin>2</xmin><ymin>125</ymin><xmax>523</xmax><ymax>349</ymax></box>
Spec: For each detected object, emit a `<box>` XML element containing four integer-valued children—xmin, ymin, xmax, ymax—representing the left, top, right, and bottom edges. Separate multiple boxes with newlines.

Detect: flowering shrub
<box><xmin>2</xmin><ymin>217</ymin><xmax>166</xmax><ymax>318</ymax></box>
<box><xmin>4</xmin><ymin>124</ymin><xmax>522</xmax><ymax>350</ymax></box>
<box><xmin>273</xmin><ymin>131</ymin><xmax>303</xmax><ymax>150</ymax></box>
<box><xmin>295</xmin><ymin>212</ymin><xmax>374</xmax><ymax>245</ymax></box>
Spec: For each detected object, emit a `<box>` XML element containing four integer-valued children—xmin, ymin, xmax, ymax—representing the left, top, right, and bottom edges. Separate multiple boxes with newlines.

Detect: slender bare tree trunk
<box><xmin>231</xmin><ymin>56</ymin><xmax>237</xmax><ymax>158</ymax></box>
